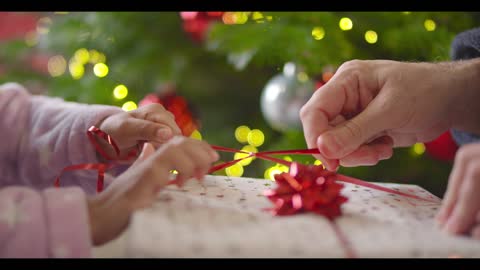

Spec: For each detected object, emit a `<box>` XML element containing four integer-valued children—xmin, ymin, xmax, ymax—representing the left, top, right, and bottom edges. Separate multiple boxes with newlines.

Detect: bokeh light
<box><xmin>247</xmin><ymin>129</ymin><xmax>265</xmax><ymax>147</ymax></box>
<box><xmin>364</xmin><ymin>30</ymin><xmax>378</xmax><ymax>44</ymax></box>
<box><xmin>74</xmin><ymin>48</ymin><xmax>90</xmax><ymax>64</ymax></box>
<box><xmin>37</xmin><ymin>17</ymin><xmax>52</xmax><ymax>34</ymax></box>
<box><xmin>68</xmin><ymin>59</ymin><xmax>84</xmax><ymax>80</ymax></box>
<box><xmin>113</xmin><ymin>84</ymin><xmax>128</xmax><ymax>100</ymax></box>
<box><xmin>314</xmin><ymin>159</ymin><xmax>323</xmax><ymax>166</ymax></box>
<box><xmin>47</xmin><ymin>55</ymin><xmax>67</xmax><ymax>77</ymax></box>
<box><xmin>424</xmin><ymin>19</ymin><xmax>436</xmax><ymax>31</ymax></box>
<box><xmin>222</xmin><ymin>12</ymin><xmax>235</xmax><ymax>24</ymax></box>
<box><xmin>322</xmin><ymin>71</ymin><xmax>334</xmax><ymax>82</ymax></box>
<box><xmin>252</xmin><ymin>12</ymin><xmax>264</xmax><ymax>21</ymax></box>
<box><xmin>339</xmin><ymin>17</ymin><xmax>353</xmax><ymax>31</ymax></box>
<box><xmin>93</xmin><ymin>63</ymin><xmax>109</xmax><ymax>77</ymax></box>
<box><xmin>235</xmin><ymin>125</ymin><xmax>251</xmax><ymax>143</ymax></box>
<box><xmin>122</xmin><ymin>101</ymin><xmax>138</xmax><ymax>111</ymax></box>
<box><xmin>412</xmin><ymin>143</ymin><xmax>426</xmax><ymax>156</ymax></box>
<box><xmin>297</xmin><ymin>72</ymin><xmax>309</xmax><ymax>82</ymax></box>
<box><xmin>233</xmin><ymin>12</ymin><xmax>248</xmax><ymax>24</ymax></box>
<box><xmin>89</xmin><ymin>50</ymin><xmax>106</xmax><ymax>64</ymax></box>
<box><xmin>312</xmin><ymin>27</ymin><xmax>325</xmax><ymax>40</ymax></box>
<box><xmin>190</xmin><ymin>129</ymin><xmax>203</xmax><ymax>140</ymax></box>
<box><xmin>226</xmin><ymin>163</ymin><xmax>244</xmax><ymax>177</ymax></box>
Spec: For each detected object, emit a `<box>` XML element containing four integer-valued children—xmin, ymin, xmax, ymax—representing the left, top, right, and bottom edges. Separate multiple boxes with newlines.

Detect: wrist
<box><xmin>87</xmin><ymin>189</ymin><xmax>132</xmax><ymax>246</ymax></box>
<box><xmin>449</xmin><ymin>58</ymin><xmax>480</xmax><ymax>134</ymax></box>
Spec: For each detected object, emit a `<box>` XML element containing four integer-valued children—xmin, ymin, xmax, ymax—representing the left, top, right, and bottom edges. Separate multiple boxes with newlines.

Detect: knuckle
<box><xmin>149</xmin><ymin>103</ymin><xmax>166</xmax><ymax>111</ymax></box>
<box><xmin>118</xmin><ymin>119</ymin><xmax>130</xmax><ymax>130</ymax></box>
<box><xmin>166</xmin><ymin>111</ymin><xmax>175</xmax><ymax>119</ymax></box>
<box><xmin>343</xmin><ymin>120</ymin><xmax>363</xmax><ymax>140</ymax></box>
<box><xmin>470</xmin><ymin>163</ymin><xmax>480</xmax><ymax>179</ymax></box>
<box><xmin>299</xmin><ymin>105</ymin><xmax>311</xmax><ymax>121</ymax></box>
<box><xmin>342</xmin><ymin>59</ymin><xmax>363</xmax><ymax>71</ymax></box>
<box><xmin>455</xmin><ymin>145</ymin><xmax>474</xmax><ymax>164</ymax></box>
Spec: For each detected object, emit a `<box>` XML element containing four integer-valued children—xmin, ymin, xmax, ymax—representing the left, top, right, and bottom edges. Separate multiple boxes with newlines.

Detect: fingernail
<box><xmin>211</xmin><ymin>151</ymin><xmax>220</xmax><ymax>160</ymax></box>
<box><xmin>157</xmin><ymin>129</ymin><xmax>172</xmax><ymax>140</ymax></box>
<box><xmin>323</xmin><ymin>159</ymin><xmax>339</xmax><ymax>172</ymax></box>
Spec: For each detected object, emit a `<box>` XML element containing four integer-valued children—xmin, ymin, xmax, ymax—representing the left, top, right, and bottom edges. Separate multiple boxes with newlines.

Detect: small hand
<box><xmin>96</xmin><ymin>103</ymin><xmax>182</xmax><ymax>160</ymax></box>
<box><xmin>87</xmin><ymin>136</ymin><xmax>219</xmax><ymax>245</ymax></box>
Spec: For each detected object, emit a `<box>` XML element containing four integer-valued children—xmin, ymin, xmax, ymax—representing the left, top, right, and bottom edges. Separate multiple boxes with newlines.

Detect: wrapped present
<box><xmin>125</xmin><ymin>175</ymin><xmax>480</xmax><ymax>258</ymax></box>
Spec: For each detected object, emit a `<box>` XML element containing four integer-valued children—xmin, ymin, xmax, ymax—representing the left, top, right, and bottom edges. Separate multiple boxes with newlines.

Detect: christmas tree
<box><xmin>2</xmin><ymin>11</ymin><xmax>479</xmax><ymax>197</ymax></box>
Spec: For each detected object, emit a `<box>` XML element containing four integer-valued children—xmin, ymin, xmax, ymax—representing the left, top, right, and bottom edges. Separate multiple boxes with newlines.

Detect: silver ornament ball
<box><xmin>260</xmin><ymin>62</ymin><xmax>314</xmax><ymax>132</ymax></box>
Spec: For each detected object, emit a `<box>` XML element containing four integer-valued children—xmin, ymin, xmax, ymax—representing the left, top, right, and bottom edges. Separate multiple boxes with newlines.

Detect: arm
<box><xmin>0</xmin><ymin>83</ymin><xmax>122</xmax><ymax>193</ymax></box>
<box><xmin>0</xmin><ymin>186</ymin><xmax>91</xmax><ymax>258</ymax></box>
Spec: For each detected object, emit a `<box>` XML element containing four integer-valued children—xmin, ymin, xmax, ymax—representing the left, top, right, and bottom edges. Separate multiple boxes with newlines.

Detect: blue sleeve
<box><xmin>449</xmin><ymin>28</ymin><xmax>480</xmax><ymax>146</ymax></box>
<box><xmin>450</xmin><ymin>129</ymin><xmax>480</xmax><ymax>146</ymax></box>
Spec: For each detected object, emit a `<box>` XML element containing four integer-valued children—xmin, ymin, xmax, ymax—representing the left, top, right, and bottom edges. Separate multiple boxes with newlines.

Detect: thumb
<box><xmin>317</xmin><ymin>107</ymin><xmax>385</xmax><ymax>159</ymax></box>
<box><xmin>133</xmin><ymin>142</ymin><xmax>156</xmax><ymax>166</ymax></box>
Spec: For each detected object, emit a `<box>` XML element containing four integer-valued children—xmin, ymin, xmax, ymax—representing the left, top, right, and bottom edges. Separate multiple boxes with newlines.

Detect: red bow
<box><xmin>264</xmin><ymin>163</ymin><xmax>348</xmax><ymax>219</ymax></box>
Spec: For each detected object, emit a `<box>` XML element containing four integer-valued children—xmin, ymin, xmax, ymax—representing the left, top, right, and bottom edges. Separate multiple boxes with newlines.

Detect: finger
<box><xmin>124</xmin><ymin>118</ymin><xmax>176</xmax><ymax>143</ymax></box>
<box><xmin>315</xmin><ymin>115</ymin><xmax>344</xmax><ymax>171</ymax></box>
<box><xmin>471</xmin><ymin>224</ymin><xmax>480</xmax><ymax>240</ymax></box>
<box><xmin>134</xmin><ymin>143</ymin><xmax>156</xmax><ymax>165</ymax></box>
<box><xmin>183</xmin><ymin>143</ymin><xmax>214</xmax><ymax>180</ymax></box>
<box><xmin>471</xmin><ymin>212</ymin><xmax>480</xmax><ymax>239</ymax></box>
<box><xmin>170</xmin><ymin>151</ymin><xmax>197</xmax><ymax>187</ymax></box>
<box><xmin>317</xmin><ymin>97</ymin><xmax>391</xmax><ymax>160</ymax></box>
<box><xmin>339</xmin><ymin>136</ymin><xmax>394</xmax><ymax>167</ymax></box>
<box><xmin>443</xmin><ymin>162</ymin><xmax>480</xmax><ymax>235</ymax></box>
<box><xmin>386</xmin><ymin>132</ymin><xmax>418</xmax><ymax>147</ymax></box>
<box><xmin>131</xmin><ymin>103</ymin><xmax>182</xmax><ymax>136</ymax></box>
<box><xmin>199</xmin><ymin>141</ymin><xmax>220</xmax><ymax>162</ymax></box>
<box><xmin>145</xmin><ymin>110</ymin><xmax>182</xmax><ymax>137</ymax></box>
<box><xmin>300</xmin><ymin>72</ymin><xmax>350</xmax><ymax>170</ymax></box>
<box><xmin>436</xmin><ymin>147</ymin><xmax>471</xmax><ymax>225</ymax></box>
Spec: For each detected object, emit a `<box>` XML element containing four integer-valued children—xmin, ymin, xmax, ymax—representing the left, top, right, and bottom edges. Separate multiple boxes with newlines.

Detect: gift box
<box><xmin>123</xmin><ymin>175</ymin><xmax>480</xmax><ymax>258</ymax></box>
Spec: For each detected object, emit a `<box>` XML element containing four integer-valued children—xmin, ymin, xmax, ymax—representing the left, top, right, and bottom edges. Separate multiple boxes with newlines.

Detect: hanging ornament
<box><xmin>139</xmin><ymin>83</ymin><xmax>201</xmax><ymax>137</ymax></box>
<box><xmin>424</xmin><ymin>131</ymin><xmax>458</xmax><ymax>162</ymax></box>
<box><xmin>180</xmin><ymin>12</ymin><xmax>223</xmax><ymax>43</ymax></box>
<box><xmin>260</xmin><ymin>62</ymin><xmax>315</xmax><ymax>132</ymax></box>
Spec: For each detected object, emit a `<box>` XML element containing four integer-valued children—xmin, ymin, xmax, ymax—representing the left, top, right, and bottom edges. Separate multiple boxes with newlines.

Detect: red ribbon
<box><xmin>54</xmin><ymin>126</ymin><xmax>140</xmax><ymax>193</ymax></box>
<box><xmin>54</xmin><ymin>126</ymin><xmax>438</xmax><ymax>258</ymax></box>
<box><xmin>209</xmin><ymin>145</ymin><xmax>437</xmax><ymax>203</ymax></box>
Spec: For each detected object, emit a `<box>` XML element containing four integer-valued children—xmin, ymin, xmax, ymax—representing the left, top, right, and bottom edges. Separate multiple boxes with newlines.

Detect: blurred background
<box><xmin>1</xmin><ymin>11</ymin><xmax>479</xmax><ymax>197</ymax></box>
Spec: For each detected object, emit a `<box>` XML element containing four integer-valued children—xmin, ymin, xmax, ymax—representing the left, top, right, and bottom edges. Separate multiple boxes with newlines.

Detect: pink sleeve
<box><xmin>0</xmin><ymin>83</ymin><xmax>122</xmax><ymax>193</ymax></box>
<box><xmin>0</xmin><ymin>186</ymin><xmax>92</xmax><ymax>258</ymax></box>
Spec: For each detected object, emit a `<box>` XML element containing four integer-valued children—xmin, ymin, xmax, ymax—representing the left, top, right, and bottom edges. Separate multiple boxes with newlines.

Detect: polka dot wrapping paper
<box><xmin>127</xmin><ymin>175</ymin><xmax>480</xmax><ymax>258</ymax></box>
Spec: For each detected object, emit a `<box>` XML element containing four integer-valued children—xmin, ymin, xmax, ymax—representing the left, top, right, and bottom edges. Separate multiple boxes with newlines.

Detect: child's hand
<box><xmin>86</xmin><ymin>136</ymin><xmax>219</xmax><ymax>245</ymax></box>
<box><xmin>96</xmin><ymin>103</ymin><xmax>182</xmax><ymax>160</ymax></box>
<box><xmin>436</xmin><ymin>142</ymin><xmax>480</xmax><ymax>239</ymax></box>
